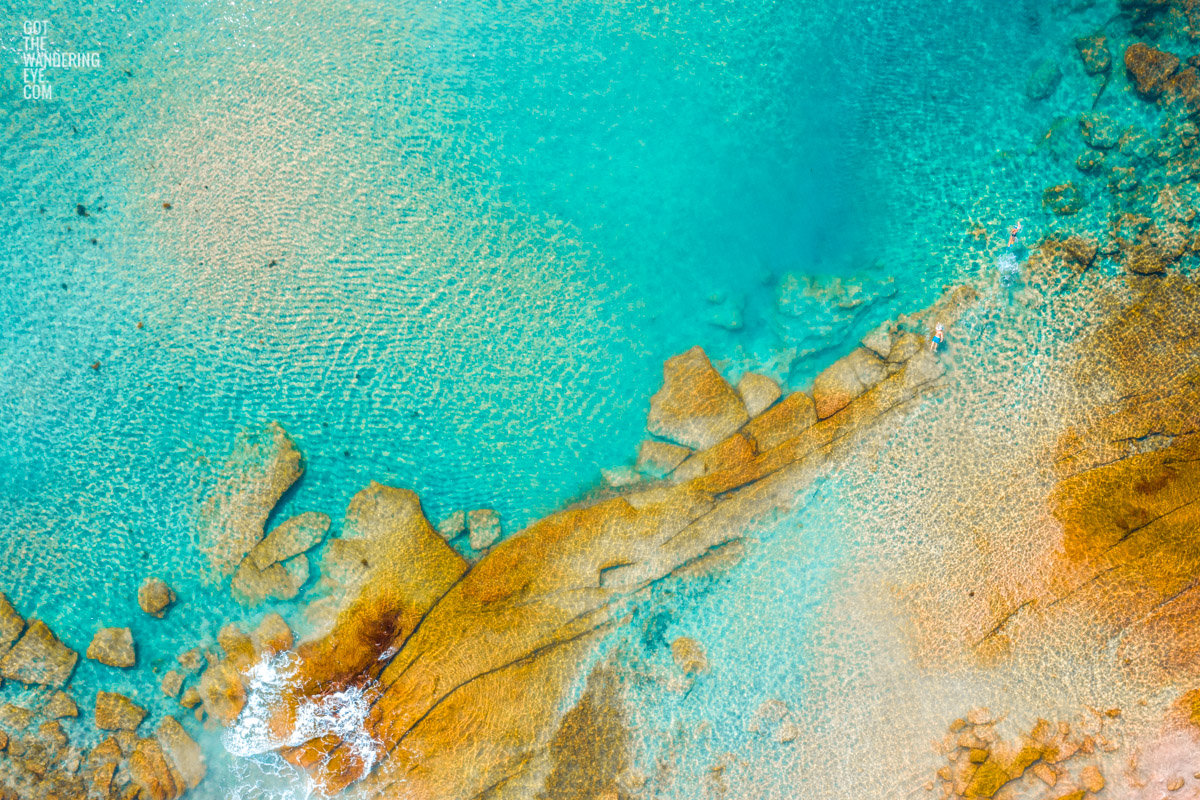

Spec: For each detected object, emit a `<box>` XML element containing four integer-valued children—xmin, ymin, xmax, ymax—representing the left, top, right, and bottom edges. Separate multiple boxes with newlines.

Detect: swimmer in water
<box><xmin>930</xmin><ymin>322</ymin><xmax>945</xmax><ymax>352</ymax></box>
<box><xmin>1007</xmin><ymin>220</ymin><xmax>1023</xmax><ymax>248</ymax></box>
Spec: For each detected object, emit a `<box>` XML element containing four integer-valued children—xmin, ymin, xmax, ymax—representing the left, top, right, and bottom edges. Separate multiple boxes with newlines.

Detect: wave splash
<box><xmin>222</xmin><ymin>652</ymin><xmax>380</xmax><ymax>795</ymax></box>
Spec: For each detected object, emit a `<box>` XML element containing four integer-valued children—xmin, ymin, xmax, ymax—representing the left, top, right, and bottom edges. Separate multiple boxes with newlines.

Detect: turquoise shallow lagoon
<box><xmin>2</xmin><ymin>0</ymin><xmax>1192</xmax><ymax>797</ymax></box>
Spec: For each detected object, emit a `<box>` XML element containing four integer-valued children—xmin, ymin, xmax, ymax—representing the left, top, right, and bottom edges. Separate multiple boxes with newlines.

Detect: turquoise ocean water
<box><xmin>0</xmin><ymin>0</ymin><xmax>1144</xmax><ymax>796</ymax></box>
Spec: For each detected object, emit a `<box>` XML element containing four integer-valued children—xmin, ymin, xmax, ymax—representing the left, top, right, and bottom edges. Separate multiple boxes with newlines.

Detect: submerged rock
<box><xmin>635</xmin><ymin>440</ymin><xmax>692</xmax><ymax>478</ymax></box>
<box><xmin>670</xmin><ymin>637</ymin><xmax>708</xmax><ymax>675</ymax></box>
<box><xmin>745</xmin><ymin>391</ymin><xmax>818</xmax><ymax>450</ymax></box>
<box><xmin>252</xmin><ymin>612</ymin><xmax>293</xmax><ymax>657</ymax></box>
<box><xmin>436</xmin><ymin>510</ymin><xmax>466</xmax><ymax>541</ymax></box>
<box><xmin>197</xmin><ymin>421</ymin><xmax>303</xmax><ymax>576</ymax></box>
<box><xmin>179</xmin><ymin>687</ymin><xmax>201</xmax><ymax>710</ymax></box>
<box><xmin>0</xmin><ymin>593</ymin><xmax>24</xmax><ymax>657</ymax></box>
<box><xmin>647</xmin><ymin>347</ymin><xmax>749</xmax><ymax>450</ymax></box>
<box><xmin>129</xmin><ymin>736</ymin><xmax>185</xmax><ymax>800</ymax></box>
<box><xmin>198</xmin><ymin>660</ymin><xmax>246</xmax><ymax>727</ymax></box>
<box><xmin>232</xmin><ymin>552</ymin><xmax>309</xmax><ymax>606</ymax></box>
<box><xmin>0</xmin><ymin>703</ymin><xmax>33</xmax><ymax>731</ymax></box>
<box><xmin>1079</xmin><ymin>111</ymin><xmax>1120</xmax><ymax>149</ymax></box>
<box><xmin>247</xmin><ymin>511</ymin><xmax>330</xmax><ymax>570</ymax></box>
<box><xmin>1042</xmin><ymin>182</ymin><xmax>1086</xmax><ymax>215</ymax></box>
<box><xmin>138</xmin><ymin>578</ymin><xmax>176</xmax><ymax>618</ymax></box>
<box><xmin>1163</xmin><ymin>67</ymin><xmax>1200</xmax><ymax>118</ymax></box>
<box><xmin>468</xmin><ymin>509</ymin><xmax>502</xmax><ymax>551</ymax></box>
<box><xmin>1025</xmin><ymin>58</ymin><xmax>1062</xmax><ymax>100</ymax></box>
<box><xmin>95</xmin><ymin>691</ymin><xmax>146</xmax><ymax>731</ymax></box>
<box><xmin>735</xmin><ymin>372</ymin><xmax>782</xmax><ymax>418</ymax></box>
<box><xmin>161</xmin><ymin>671</ymin><xmax>183</xmax><ymax>699</ymax></box>
<box><xmin>1125</xmin><ymin>42</ymin><xmax>1179</xmax><ymax>99</ymax></box>
<box><xmin>1076</xmin><ymin>149</ymin><xmax>1106</xmax><ymax>173</ymax></box>
<box><xmin>811</xmin><ymin>348</ymin><xmax>887</xmax><ymax>419</ymax></box>
<box><xmin>157</xmin><ymin>716</ymin><xmax>205</xmax><ymax>790</ymax></box>
<box><xmin>0</xmin><ymin>620</ymin><xmax>77</xmax><ymax>687</ymax></box>
<box><xmin>43</xmin><ymin>691</ymin><xmax>77</xmax><ymax>719</ymax></box>
<box><xmin>87</xmin><ymin>627</ymin><xmax>136</xmax><ymax>668</ymax></box>
<box><xmin>1075</xmin><ymin>32</ymin><xmax>1111</xmax><ymax>75</ymax></box>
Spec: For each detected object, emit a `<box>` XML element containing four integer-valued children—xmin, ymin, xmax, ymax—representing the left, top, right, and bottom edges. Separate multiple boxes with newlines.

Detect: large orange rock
<box><xmin>647</xmin><ymin>347</ymin><xmax>749</xmax><ymax>450</ymax></box>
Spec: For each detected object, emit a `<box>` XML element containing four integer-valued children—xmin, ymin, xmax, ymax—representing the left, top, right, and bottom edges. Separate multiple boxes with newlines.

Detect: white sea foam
<box><xmin>222</xmin><ymin>652</ymin><xmax>380</xmax><ymax>795</ymax></box>
<box><xmin>996</xmin><ymin>252</ymin><xmax>1021</xmax><ymax>284</ymax></box>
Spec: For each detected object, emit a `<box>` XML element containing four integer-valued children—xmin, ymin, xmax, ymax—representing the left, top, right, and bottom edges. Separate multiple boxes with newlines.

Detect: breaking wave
<box><xmin>222</xmin><ymin>652</ymin><xmax>380</xmax><ymax>791</ymax></box>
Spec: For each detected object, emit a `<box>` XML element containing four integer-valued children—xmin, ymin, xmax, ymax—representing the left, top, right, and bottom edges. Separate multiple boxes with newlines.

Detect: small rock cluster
<box><xmin>926</xmin><ymin>707</ymin><xmax>1121</xmax><ymax>800</ymax></box>
<box><xmin>232</xmin><ymin>511</ymin><xmax>330</xmax><ymax>606</ymax></box>
<box><xmin>0</xmin><ymin>590</ymin><xmax>205</xmax><ymax>800</ymax></box>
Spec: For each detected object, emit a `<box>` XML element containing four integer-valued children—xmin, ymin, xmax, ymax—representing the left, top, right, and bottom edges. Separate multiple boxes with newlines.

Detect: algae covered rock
<box><xmin>1163</xmin><ymin>67</ymin><xmax>1200</xmax><ymax>118</ymax></box>
<box><xmin>647</xmin><ymin>347</ymin><xmax>749</xmax><ymax>450</ymax></box>
<box><xmin>1125</xmin><ymin>42</ymin><xmax>1179</xmax><ymax>98</ymax></box>
<box><xmin>1025</xmin><ymin>58</ymin><xmax>1062</xmax><ymax>100</ymax></box>
<box><xmin>87</xmin><ymin>627</ymin><xmax>136</xmax><ymax>668</ymax></box>
<box><xmin>1075</xmin><ymin>32</ymin><xmax>1111</xmax><ymax>75</ymax></box>
<box><xmin>0</xmin><ymin>620</ymin><xmax>77</xmax><ymax>687</ymax></box>
<box><xmin>95</xmin><ymin>691</ymin><xmax>147</xmax><ymax>731</ymax></box>
<box><xmin>197</xmin><ymin>421</ymin><xmax>303</xmax><ymax>576</ymax></box>
<box><xmin>1042</xmin><ymin>182</ymin><xmax>1086</xmax><ymax>215</ymax></box>
<box><xmin>138</xmin><ymin>578</ymin><xmax>176</xmax><ymax>618</ymax></box>
<box><xmin>1079</xmin><ymin>112</ymin><xmax>1120</xmax><ymax>149</ymax></box>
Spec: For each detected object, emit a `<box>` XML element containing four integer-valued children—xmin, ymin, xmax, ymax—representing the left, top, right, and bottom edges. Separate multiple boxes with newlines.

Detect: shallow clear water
<box><xmin>0</xmin><ymin>0</ymin><xmax>1176</xmax><ymax>796</ymax></box>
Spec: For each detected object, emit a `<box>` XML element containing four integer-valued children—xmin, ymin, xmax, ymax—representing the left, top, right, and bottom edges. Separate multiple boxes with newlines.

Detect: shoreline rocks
<box><xmin>647</xmin><ymin>347</ymin><xmax>749</xmax><ymax>451</ymax></box>
<box><xmin>0</xmin><ymin>620</ymin><xmax>77</xmax><ymax>687</ymax></box>
<box><xmin>812</xmin><ymin>348</ymin><xmax>887</xmax><ymax>419</ymax></box>
<box><xmin>95</xmin><ymin>692</ymin><xmax>147</xmax><ymax>732</ymax></box>
<box><xmin>735</xmin><ymin>372</ymin><xmax>782</xmax><ymax>418</ymax></box>
<box><xmin>247</xmin><ymin>511</ymin><xmax>329</xmax><ymax>570</ymax></box>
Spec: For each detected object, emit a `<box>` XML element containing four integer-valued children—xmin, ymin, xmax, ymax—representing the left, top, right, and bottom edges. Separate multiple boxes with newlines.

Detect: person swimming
<box><xmin>930</xmin><ymin>322</ymin><xmax>945</xmax><ymax>352</ymax></box>
<box><xmin>1007</xmin><ymin>220</ymin><xmax>1022</xmax><ymax>248</ymax></box>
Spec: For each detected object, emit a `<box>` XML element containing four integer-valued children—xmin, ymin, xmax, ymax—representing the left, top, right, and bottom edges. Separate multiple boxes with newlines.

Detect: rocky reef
<box><xmin>6</xmin><ymin>4</ymin><xmax>1200</xmax><ymax>800</ymax></box>
<box><xmin>175</xmin><ymin>283</ymin><xmax>960</xmax><ymax>799</ymax></box>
